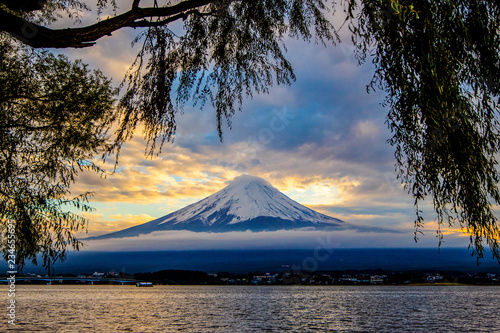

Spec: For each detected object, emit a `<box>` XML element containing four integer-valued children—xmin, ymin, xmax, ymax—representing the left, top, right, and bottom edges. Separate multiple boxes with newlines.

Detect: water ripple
<box><xmin>2</xmin><ymin>285</ymin><xmax>499</xmax><ymax>332</ymax></box>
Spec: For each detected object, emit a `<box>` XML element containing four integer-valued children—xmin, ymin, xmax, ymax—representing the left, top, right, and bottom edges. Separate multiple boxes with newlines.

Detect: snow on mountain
<box><xmin>165</xmin><ymin>175</ymin><xmax>340</xmax><ymax>226</ymax></box>
<box><xmin>88</xmin><ymin>175</ymin><xmax>344</xmax><ymax>239</ymax></box>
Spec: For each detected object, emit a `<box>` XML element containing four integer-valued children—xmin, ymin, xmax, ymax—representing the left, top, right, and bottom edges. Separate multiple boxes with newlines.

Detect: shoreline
<box><xmin>3</xmin><ymin>281</ymin><xmax>494</xmax><ymax>287</ymax></box>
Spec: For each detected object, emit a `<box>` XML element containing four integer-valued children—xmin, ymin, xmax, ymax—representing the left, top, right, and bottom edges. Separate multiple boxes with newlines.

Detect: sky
<box><xmin>54</xmin><ymin>1</ymin><xmax>473</xmax><ymax>251</ymax></box>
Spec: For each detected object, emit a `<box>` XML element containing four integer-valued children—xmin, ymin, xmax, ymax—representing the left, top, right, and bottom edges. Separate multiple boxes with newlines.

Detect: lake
<box><xmin>3</xmin><ymin>285</ymin><xmax>499</xmax><ymax>332</ymax></box>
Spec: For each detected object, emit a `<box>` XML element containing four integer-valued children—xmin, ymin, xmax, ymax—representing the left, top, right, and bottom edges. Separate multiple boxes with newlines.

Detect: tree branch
<box><xmin>128</xmin><ymin>8</ymin><xmax>216</xmax><ymax>28</ymax></box>
<box><xmin>127</xmin><ymin>3</ymin><xmax>232</xmax><ymax>28</ymax></box>
<box><xmin>128</xmin><ymin>13</ymin><xmax>187</xmax><ymax>28</ymax></box>
<box><xmin>132</xmin><ymin>0</ymin><xmax>141</xmax><ymax>9</ymax></box>
<box><xmin>0</xmin><ymin>0</ymin><xmax>219</xmax><ymax>48</ymax></box>
<box><xmin>0</xmin><ymin>123</ymin><xmax>53</xmax><ymax>131</ymax></box>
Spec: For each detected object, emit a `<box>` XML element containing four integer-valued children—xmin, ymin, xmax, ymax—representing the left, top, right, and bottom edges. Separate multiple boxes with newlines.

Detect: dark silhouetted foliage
<box><xmin>0</xmin><ymin>39</ymin><xmax>116</xmax><ymax>271</ymax></box>
<box><xmin>0</xmin><ymin>0</ymin><xmax>498</xmax><ymax>268</ymax></box>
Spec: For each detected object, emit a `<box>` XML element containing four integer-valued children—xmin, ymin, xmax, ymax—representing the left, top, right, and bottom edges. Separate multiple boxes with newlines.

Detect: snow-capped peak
<box><xmin>158</xmin><ymin>174</ymin><xmax>341</xmax><ymax>226</ymax></box>
<box><xmin>87</xmin><ymin>175</ymin><xmax>344</xmax><ymax>239</ymax></box>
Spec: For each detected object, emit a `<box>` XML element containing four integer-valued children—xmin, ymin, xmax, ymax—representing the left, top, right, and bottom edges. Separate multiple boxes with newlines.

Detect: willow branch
<box><xmin>0</xmin><ymin>0</ymin><xmax>218</xmax><ymax>48</ymax></box>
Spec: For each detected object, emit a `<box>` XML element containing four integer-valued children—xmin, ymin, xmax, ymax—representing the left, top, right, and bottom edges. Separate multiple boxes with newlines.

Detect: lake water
<box><xmin>3</xmin><ymin>285</ymin><xmax>499</xmax><ymax>332</ymax></box>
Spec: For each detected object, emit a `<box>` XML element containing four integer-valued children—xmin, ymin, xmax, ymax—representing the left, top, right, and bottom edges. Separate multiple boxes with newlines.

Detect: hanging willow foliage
<box><xmin>349</xmin><ymin>0</ymin><xmax>500</xmax><ymax>261</ymax></box>
<box><xmin>0</xmin><ymin>0</ymin><xmax>499</xmax><ymax>267</ymax></box>
<box><xmin>0</xmin><ymin>40</ymin><xmax>116</xmax><ymax>272</ymax></box>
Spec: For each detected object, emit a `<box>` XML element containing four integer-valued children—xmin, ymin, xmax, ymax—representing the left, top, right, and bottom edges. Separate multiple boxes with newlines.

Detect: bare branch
<box><xmin>128</xmin><ymin>13</ymin><xmax>186</xmax><ymax>28</ymax></box>
<box><xmin>0</xmin><ymin>0</ymin><xmax>219</xmax><ymax>48</ymax></box>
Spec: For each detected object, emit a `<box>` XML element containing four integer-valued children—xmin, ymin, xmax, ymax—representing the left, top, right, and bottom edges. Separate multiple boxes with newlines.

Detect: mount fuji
<box><xmin>89</xmin><ymin>175</ymin><xmax>344</xmax><ymax>239</ymax></box>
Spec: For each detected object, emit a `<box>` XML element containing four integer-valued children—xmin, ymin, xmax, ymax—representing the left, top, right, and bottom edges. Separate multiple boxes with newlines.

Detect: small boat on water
<box><xmin>136</xmin><ymin>282</ymin><xmax>153</xmax><ymax>287</ymax></box>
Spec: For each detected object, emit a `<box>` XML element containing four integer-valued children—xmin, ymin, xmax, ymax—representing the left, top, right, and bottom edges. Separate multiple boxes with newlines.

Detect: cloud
<box><xmin>56</xmin><ymin>2</ymin><xmax>490</xmax><ymax>251</ymax></box>
<box><xmin>81</xmin><ymin>227</ymin><xmax>470</xmax><ymax>252</ymax></box>
<box><xmin>76</xmin><ymin>213</ymin><xmax>151</xmax><ymax>237</ymax></box>
<box><xmin>70</xmin><ymin>128</ymin><xmax>420</xmax><ymax>237</ymax></box>
<box><xmin>353</xmin><ymin>120</ymin><xmax>381</xmax><ymax>139</ymax></box>
<box><xmin>109</xmin><ymin>213</ymin><xmax>155</xmax><ymax>223</ymax></box>
<box><xmin>71</xmin><ymin>139</ymin><xmax>238</xmax><ymax>204</ymax></box>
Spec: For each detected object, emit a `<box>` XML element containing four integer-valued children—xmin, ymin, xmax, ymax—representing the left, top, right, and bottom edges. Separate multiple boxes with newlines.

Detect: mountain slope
<box><xmin>89</xmin><ymin>175</ymin><xmax>344</xmax><ymax>239</ymax></box>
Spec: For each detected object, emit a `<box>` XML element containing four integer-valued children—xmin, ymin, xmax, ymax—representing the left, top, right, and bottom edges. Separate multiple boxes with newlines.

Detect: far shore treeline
<box><xmin>2</xmin><ymin>269</ymin><xmax>499</xmax><ymax>286</ymax></box>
